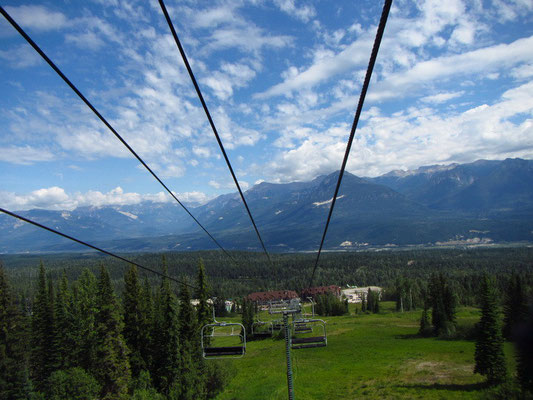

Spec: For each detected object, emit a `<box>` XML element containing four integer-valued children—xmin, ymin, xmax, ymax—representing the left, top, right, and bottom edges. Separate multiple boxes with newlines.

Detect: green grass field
<box><xmin>213</xmin><ymin>303</ymin><xmax>515</xmax><ymax>399</ymax></box>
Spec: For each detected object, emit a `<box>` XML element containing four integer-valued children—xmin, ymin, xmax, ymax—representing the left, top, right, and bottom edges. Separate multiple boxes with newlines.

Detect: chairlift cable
<box><xmin>308</xmin><ymin>0</ymin><xmax>393</xmax><ymax>289</ymax></box>
<box><xmin>0</xmin><ymin>207</ymin><xmax>197</xmax><ymax>290</ymax></box>
<box><xmin>158</xmin><ymin>0</ymin><xmax>273</xmax><ymax>266</ymax></box>
<box><xmin>0</xmin><ymin>6</ymin><xmax>238</xmax><ymax>267</ymax></box>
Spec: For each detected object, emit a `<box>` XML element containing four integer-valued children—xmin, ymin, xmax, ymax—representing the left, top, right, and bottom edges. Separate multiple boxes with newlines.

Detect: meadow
<box><xmin>214</xmin><ymin>302</ymin><xmax>515</xmax><ymax>400</ymax></box>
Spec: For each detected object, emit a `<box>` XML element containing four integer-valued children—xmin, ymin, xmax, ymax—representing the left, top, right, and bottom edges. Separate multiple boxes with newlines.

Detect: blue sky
<box><xmin>1</xmin><ymin>0</ymin><xmax>532</xmax><ymax>211</ymax></box>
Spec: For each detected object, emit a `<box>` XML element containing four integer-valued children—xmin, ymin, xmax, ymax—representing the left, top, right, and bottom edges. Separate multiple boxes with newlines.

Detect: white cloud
<box><xmin>189</xmin><ymin>4</ymin><xmax>240</xmax><ymax>29</ymax></box>
<box><xmin>256</xmin><ymin>0</ymin><xmax>488</xmax><ymax>100</ymax></box>
<box><xmin>256</xmin><ymin>32</ymin><xmax>373</xmax><ymax>98</ymax></box>
<box><xmin>421</xmin><ymin>91</ymin><xmax>464</xmax><ymax>104</ymax></box>
<box><xmin>206</xmin><ymin>25</ymin><xmax>292</xmax><ymax>53</ymax></box>
<box><xmin>511</xmin><ymin>63</ymin><xmax>533</xmax><ymax>79</ymax></box>
<box><xmin>211</xmin><ymin>107</ymin><xmax>264</xmax><ymax>149</ymax></box>
<box><xmin>368</xmin><ymin>36</ymin><xmax>533</xmax><ymax>102</ymax></box>
<box><xmin>273</xmin><ymin>0</ymin><xmax>316</xmax><ymax>22</ymax></box>
<box><xmin>0</xmin><ymin>186</ymin><xmax>212</xmax><ymax>211</ymax></box>
<box><xmin>208</xmin><ymin>180</ymin><xmax>221</xmax><ymax>189</ymax></box>
<box><xmin>192</xmin><ymin>146</ymin><xmax>211</xmax><ymax>158</ymax></box>
<box><xmin>0</xmin><ymin>145</ymin><xmax>56</xmax><ymax>164</ymax></box>
<box><xmin>4</xmin><ymin>5</ymin><xmax>68</xmax><ymax>32</ymax></box>
<box><xmin>0</xmin><ymin>45</ymin><xmax>42</xmax><ymax>68</ymax></box>
<box><xmin>202</xmin><ymin>62</ymin><xmax>257</xmax><ymax>100</ymax></box>
<box><xmin>65</xmin><ymin>16</ymin><xmax>121</xmax><ymax>51</ymax></box>
<box><xmin>178</xmin><ymin>2</ymin><xmax>293</xmax><ymax>54</ymax></box>
<box><xmin>173</xmin><ymin>191</ymin><xmax>211</xmax><ymax>204</ymax></box>
<box><xmin>491</xmin><ymin>0</ymin><xmax>533</xmax><ymax>22</ymax></box>
<box><xmin>267</xmin><ymin>80</ymin><xmax>533</xmax><ymax>181</ymax></box>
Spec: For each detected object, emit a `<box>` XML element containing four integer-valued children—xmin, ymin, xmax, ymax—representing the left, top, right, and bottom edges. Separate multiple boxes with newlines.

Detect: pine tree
<box><xmin>177</xmin><ymin>280</ymin><xmax>204</xmax><ymax>400</ymax></box>
<box><xmin>196</xmin><ymin>259</ymin><xmax>210</xmax><ymax>330</ymax></box>
<box><xmin>139</xmin><ymin>276</ymin><xmax>154</xmax><ymax>376</ymax></box>
<box><xmin>94</xmin><ymin>265</ymin><xmax>131</xmax><ymax>399</ymax></box>
<box><xmin>71</xmin><ymin>268</ymin><xmax>98</xmax><ymax>373</ymax></box>
<box><xmin>418</xmin><ymin>298</ymin><xmax>431</xmax><ymax>337</ymax></box>
<box><xmin>367</xmin><ymin>289</ymin><xmax>379</xmax><ymax>313</ymax></box>
<box><xmin>429</xmin><ymin>274</ymin><xmax>456</xmax><ymax>336</ymax></box>
<box><xmin>31</xmin><ymin>262</ymin><xmax>56</xmax><ymax>391</ymax></box>
<box><xmin>178</xmin><ymin>279</ymin><xmax>196</xmax><ymax>344</ymax></box>
<box><xmin>0</xmin><ymin>265</ymin><xmax>32</xmax><ymax>399</ymax></box>
<box><xmin>213</xmin><ymin>296</ymin><xmax>227</xmax><ymax>317</ymax></box>
<box><xmin>367</xmin><ymin>289</ymin><xmax>374</xmax><ymax>313</ymax></box>
<box><xmin>395</xmin><ymin>278</ymin><xmax>404</xmax><ymax>312</ymax></box>
<box><xmin>502</xmin><ymin>274</ymin><xmax>528</xmax><ymax>340</ymax></box>
<box><xmin>241</xmin><ymin>298</ymin><xmax>254</xmax><ymax>336</ymax></box>
<box><xmin>123</xmin><ymin>265</ymin><xmax>146</xmax><ymax>378</ymax></box>
<box><xmin>474</xmin><ymin>276</ymin><xmax>507</xmax><ymax>385</ymax></box>
<box><xmin>151</xmin><ymin>256</ymin><xmax>180</xmax><ymax>395</ymax></box>
<box><xmin>515</xmin><ymin>305</ymin><xmax>533</xmax><ymax>394</ymax></box>
<box><xmin>54</xmin><ymin>272</ymin><xmax>77</xmax><ymax>370</ymax></box>
<box><xmin>442</xmin><ymin>282</ymin><xmax>457</xmax><ymax>335</ymax></box>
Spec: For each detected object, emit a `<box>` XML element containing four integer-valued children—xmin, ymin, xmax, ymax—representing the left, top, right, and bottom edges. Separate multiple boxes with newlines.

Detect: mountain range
<box><xmin>1</xmin><ymin>158</ymin><xmax>532</xmax><ymax>254</ymax></box>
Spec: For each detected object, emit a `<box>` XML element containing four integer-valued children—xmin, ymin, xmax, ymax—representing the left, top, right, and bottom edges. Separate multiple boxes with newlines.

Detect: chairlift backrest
<box><xmin>201</xmin><ymin>321</ymin><xmax>246</xmax><ymax>359</ymax></box>
<box><xmin>291</xmin><ymin>318</ymin><xmax>327</xmax><ymax>350</ymax></box>
<box><xmin>201</xmin><ymin>305</ymin><xmax>246</xmax><ymax>359</ymax></box>
<box><xmin>252</xmin><ymin>319</ymin><xmax>273</xmax><ymax>338</ymax></box>
<box><xmin>269</xmin><ymin>299</ymin><xmax>301</xmax><ymax>314</ymax></box>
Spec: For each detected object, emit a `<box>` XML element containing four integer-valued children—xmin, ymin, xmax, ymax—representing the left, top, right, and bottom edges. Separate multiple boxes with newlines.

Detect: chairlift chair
<box><xmin>272</xmin><ymin>319</ymin><xmax>284</xmax><ymax>331</ymax></box>
<box><xmin>252</xmin><ymin>319</ymin><xmax>273</xmax><ymax>339</ymax></box>
<box><xmin>293</xmin><ymin>320</ymin><xmax>312</xmax><ymax>334</ymax></box>
<box><xmin>302</xmin><ymin>296</ymin><xmax>316</xmax><ymax>317</ymax></box>
<box><xmin>268</xmin><ymin>299</ymin><xmax>301</xmax><ymax>314</ymax></box>
<box><xmin>291</xmin><ymin>318</ymin><xmax>327</xmax><ymax>350</ymax></box>
<box><xmin>201</xmin><ymin>305</ymin><xmax>246</xmax><ymax>359</ymax></box>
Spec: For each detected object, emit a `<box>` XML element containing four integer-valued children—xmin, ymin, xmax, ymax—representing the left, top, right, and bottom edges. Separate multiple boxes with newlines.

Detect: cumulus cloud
<box><xmin>202</xmin><ymin>62</ymin><xmax>257</xmax><ymax>100</ymax></box>
<box><xmin>267</xmin><ymin>80</ymin><xmax>533</xmax><ymax>181</ymax></box>
<box><xmin>0</xmin><ymin>186</ymin><xmax>212</xmax><ymax>211</ymax></box>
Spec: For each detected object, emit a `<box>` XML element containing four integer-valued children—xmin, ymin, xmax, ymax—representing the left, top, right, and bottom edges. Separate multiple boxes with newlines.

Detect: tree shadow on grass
<box><xmin>394</xmin><ymin>332</ymin><xmax>476</xmax><ymax>341</ymax></box>
<box><xmin>394</xmin><ymin>333</ymin><xmax>425</xmax><ymax>340</ymax></box>
<box><xmin>397</xmin><ymin>382</ymin><xmax>487</xmax><ymax>392</ymax></box>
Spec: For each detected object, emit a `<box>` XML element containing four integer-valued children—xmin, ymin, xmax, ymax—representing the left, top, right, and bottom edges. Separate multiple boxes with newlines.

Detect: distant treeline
<box><xmin>2</xmin><ymin>247</ymin><xmax>533</xmax><ymax>302</ymax></box>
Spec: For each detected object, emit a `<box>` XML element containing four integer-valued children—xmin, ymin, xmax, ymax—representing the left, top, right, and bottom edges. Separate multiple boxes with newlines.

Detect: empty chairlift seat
<box><xmin>291</xmin><ymin>318</ymin><xmax>327</xmax><ymax>350</ymax></box>
<box><xmin>252</xmin><ymin>320</ymin><xmax>273</xmax><ymax>339</ymax></box>
<box><xmin>294</xmin><ymin>321</ymin><xmax>312</xmax><ymax>333</ymax></box>
<box><xmin>201</xmin><ymin>321</ymin><xmax>246</xmax><ymax>359</ymax></box>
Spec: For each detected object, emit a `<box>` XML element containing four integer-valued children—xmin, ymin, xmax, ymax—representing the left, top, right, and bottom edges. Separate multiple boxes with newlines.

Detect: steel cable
<box><xmin>308</xmin><ymin>0</ymin><xmax>393</xmax><ymax>288</ymax></box>
<box><xmin>158</xmin><ymin>0</ymin><xmax>272</xmax><ymax>266</ymax></box>
<box><xmin>0</xmin><ymin>207</ymin><xmax>197</xmax><ymax>290</ymax></box>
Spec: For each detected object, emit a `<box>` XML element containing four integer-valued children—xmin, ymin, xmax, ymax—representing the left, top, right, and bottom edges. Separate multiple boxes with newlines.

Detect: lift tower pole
<box><xmin>283</xmin><ymin>311</ymin><xmax>295</xmax><ymax>400</ymax></box>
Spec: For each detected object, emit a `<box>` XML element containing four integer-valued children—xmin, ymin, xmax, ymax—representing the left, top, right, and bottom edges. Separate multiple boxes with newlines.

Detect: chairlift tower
<box><xmin>269</xmin><ymin>299</ymin><xmax>302</xmax><ymax>400</ymax></box>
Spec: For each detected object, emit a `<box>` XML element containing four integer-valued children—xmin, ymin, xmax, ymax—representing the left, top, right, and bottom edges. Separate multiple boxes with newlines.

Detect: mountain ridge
<box><xmin>1</xmin><ymin>158</ymin><xmax>532</xmax><ymax>253</ymax></box>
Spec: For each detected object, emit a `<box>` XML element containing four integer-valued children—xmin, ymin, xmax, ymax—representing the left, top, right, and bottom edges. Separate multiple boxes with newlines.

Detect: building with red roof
<box><xmin>300</xmin><ymin>285</ymin><xmax>341</xmax><ymax>299</ymax></box>
<box><xmin>246</xmin><ymin>290</ymin><xmax>299</xmax><ymax>305</ymax></box>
